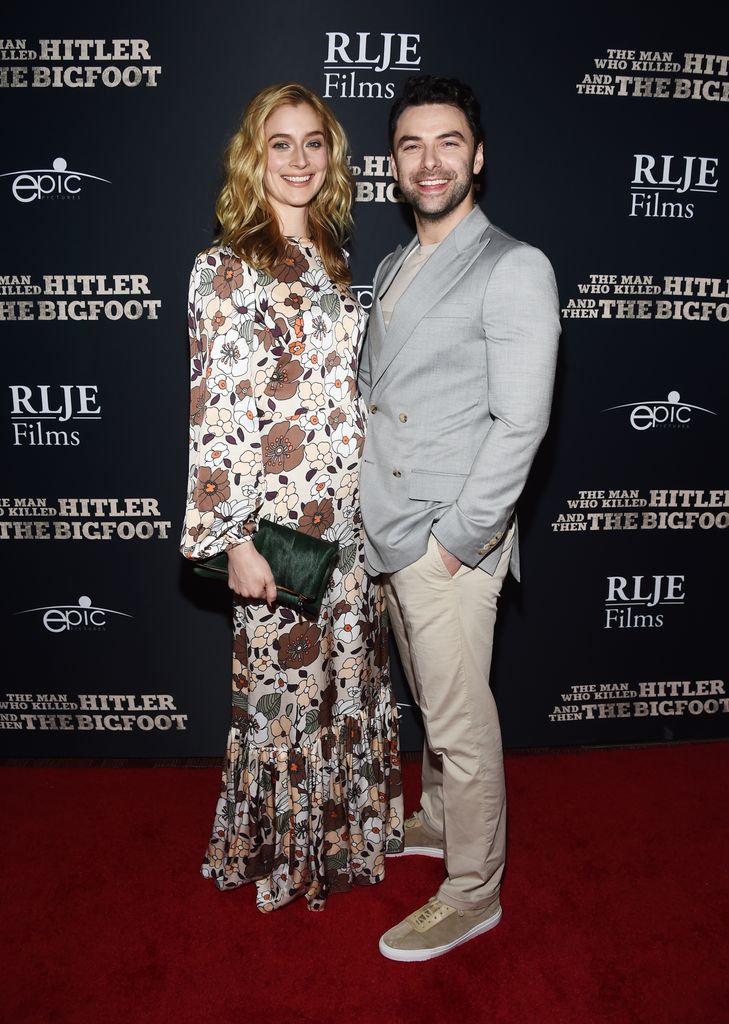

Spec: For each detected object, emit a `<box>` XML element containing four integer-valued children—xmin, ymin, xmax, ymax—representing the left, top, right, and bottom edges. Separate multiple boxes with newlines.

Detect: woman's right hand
<box><xmin>226</xmin><ymin>541</ymin><xmax>277</xmax><ymax>604</ymax></box>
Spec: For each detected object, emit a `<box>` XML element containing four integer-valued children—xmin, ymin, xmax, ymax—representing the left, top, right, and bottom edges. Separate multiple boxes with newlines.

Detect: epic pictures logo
<box><xmin>603</xmin><ymin>390</ymin><xmax>716</xmax><ymax>430</ymax></box>
<box><xmin>0</xmin><ymin>156</ymin><xmax>109</xmax><ymax>202</ymax></box>
<box><xmin>350</xmin><ymin>285</ymin><xmax>374</xmax><ymax>309</ymax></box>
<box><xmin>15</xmin><ymin>595</ymin><xmax>131</xmax><ymax>633</ymax></box>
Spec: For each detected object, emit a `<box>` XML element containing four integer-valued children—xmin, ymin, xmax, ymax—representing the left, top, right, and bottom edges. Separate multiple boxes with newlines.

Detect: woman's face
<box><xmin>263</xmin><ymin>102</ymin><xmax>328</xmax><ymax>227</ymax></box>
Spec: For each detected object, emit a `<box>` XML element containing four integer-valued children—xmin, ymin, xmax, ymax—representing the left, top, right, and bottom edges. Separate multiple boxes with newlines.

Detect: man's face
<box><xmin>391</xmin><ymin>103</ymin><xmax>483</xmax><ymax>222</ymax></box>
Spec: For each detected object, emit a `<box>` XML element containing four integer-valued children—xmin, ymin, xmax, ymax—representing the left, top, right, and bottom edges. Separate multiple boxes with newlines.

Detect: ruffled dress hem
<box><xmin>201</xmin><ymin>691</ymin><xmax>404</xmax><ymax>912</ymax></box>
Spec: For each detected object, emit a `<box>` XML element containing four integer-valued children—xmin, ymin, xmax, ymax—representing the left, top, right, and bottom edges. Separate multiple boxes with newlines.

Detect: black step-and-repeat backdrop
<box><xmin>2</xmin><ymin>3</ymin><xmax>728</xmax><ymax>756</ymax></box>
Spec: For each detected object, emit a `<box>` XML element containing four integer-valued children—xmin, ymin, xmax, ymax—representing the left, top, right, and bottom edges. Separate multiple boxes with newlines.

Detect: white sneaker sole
<box><xmin>387</xmin><ymin>846</ymin><xmax>444</xmax><ymax>859</ymax></box>
<box><xmin>378</xmin><ymin>906</ymin><xmax>502</xmax><ymax>962</ymax></box>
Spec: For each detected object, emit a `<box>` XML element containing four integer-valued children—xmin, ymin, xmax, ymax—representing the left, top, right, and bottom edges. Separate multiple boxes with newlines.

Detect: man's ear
<box><xmin>473</xmin><ymin>142</ymin><xmax>484</xmax><ymax>176</ymax></box>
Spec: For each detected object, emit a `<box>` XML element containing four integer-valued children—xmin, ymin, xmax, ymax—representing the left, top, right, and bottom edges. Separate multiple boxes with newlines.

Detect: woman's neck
<box><xmin>274</xmin><ymin>205</ymin><xmax>309</xmax><ymax>239</ymax></box>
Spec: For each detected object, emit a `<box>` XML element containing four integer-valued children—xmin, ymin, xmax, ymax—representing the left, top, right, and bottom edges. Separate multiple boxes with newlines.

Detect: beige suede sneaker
<box><xmin>388</xmin><ymin>812</ymin><xmax>444</xmax><ymax>859</ymax></box>
<box><xmin>379</xmin><ymin>895</ymin><xmax>502</xmax><ymax>962</ymax></box>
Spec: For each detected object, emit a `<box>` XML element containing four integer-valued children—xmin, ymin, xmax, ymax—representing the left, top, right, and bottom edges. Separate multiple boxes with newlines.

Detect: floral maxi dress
<box><xmin>182</xmin><ymin>240</ymin><xmax>404</xmax><ymax>911</ymax></box>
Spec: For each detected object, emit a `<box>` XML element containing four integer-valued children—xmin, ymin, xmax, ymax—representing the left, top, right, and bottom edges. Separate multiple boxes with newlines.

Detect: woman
<box><xmin>182</xmin><ymin>83</ymin><xmax>404</xmax><ymax>912</ymax></box>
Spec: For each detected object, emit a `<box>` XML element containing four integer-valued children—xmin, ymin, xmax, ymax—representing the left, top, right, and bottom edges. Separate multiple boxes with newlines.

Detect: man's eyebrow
<box><xmin>396</xmin><ymin>130</ymin><xmax>467</xmax><ymax>147</ymax></box>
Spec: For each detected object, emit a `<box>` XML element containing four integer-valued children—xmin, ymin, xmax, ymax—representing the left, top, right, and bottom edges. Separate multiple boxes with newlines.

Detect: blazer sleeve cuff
<box><xmin>431</xmin><ymin>508</ymin><xmax>512</xmax><ymax>569</ymax></box>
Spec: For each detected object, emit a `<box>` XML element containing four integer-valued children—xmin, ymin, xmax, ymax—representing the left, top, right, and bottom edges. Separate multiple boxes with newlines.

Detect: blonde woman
<box><xmin>182</xmin><ymin>84</ymin><xmax>403</xmax><ymax>912</ymax></box>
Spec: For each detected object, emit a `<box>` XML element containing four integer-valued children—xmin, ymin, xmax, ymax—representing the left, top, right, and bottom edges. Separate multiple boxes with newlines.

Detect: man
<box><xmin>358</xmin><ymin>76</ymin><xmax>560</xmax><ymax>962</ymax></box>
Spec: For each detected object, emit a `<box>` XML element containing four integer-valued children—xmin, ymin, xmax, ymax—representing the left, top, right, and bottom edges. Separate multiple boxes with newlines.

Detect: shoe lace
<box><xmin>409</xmin><ymin>898</ymin><xmax>454</xmax><ymax>931</ymax></box>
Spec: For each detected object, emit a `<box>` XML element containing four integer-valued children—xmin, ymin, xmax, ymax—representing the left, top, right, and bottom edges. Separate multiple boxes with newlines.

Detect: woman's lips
<box><xmin>282</xmin><ymin>174</ymin><xmax>314</xmax><ymax>186</ymax></box>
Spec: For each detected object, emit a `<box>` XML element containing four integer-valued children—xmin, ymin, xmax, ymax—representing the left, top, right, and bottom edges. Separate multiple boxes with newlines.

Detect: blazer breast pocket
<box><xmin>409</xmin><ymin>469</ymin><xmax>466</xmax><ymax>503</ymax></box>
<box><xmin>420</xmin><ymin>298</ymin><xmax>475</xmax><ymax>322</ymax></box>
<box><xmin>420</xmin><ymin>314</ymin><xmax>472</xmax><ymax>323</ymax></box>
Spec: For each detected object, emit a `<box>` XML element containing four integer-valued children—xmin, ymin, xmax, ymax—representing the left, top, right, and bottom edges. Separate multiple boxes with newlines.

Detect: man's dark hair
<box><xmin>388</xmin><ymin>75</ymin><xmax>484</xmax><ymax>150</ymax></box>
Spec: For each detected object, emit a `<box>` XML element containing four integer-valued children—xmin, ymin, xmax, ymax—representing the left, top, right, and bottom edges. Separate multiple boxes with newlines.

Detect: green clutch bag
<box><xmin>191</xmin><ymin>518</ymin><xmax>339</xmax><ymax>617</ymax></box>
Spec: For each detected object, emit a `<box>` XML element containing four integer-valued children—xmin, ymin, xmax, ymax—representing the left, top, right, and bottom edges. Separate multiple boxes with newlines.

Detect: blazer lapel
<box><xmin>367</xmin><ymin>240</ymin><xmax>414</xmax><ymax>384</ymax></box>
<box><xmin>372</xmin><ymin>208</ymin><xmax>492</xmax><ymax>391</ymax></box>
<box><xmin>377</xmin><ymin>239</ymin><xmax>415</xmax><ymax>297</ymax></box>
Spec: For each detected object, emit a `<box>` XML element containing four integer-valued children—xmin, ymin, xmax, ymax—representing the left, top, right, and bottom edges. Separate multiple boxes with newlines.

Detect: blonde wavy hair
<box><xmin>216</xmin><ymin>83</ymin><xmax>353</xmax><ymax>286</ymax></box>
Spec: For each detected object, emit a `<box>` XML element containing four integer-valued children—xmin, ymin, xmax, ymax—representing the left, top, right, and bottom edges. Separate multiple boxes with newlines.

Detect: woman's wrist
<box><xmin>225</xmin><ymin>519</ymin><xmax>257</xmax><ymax>550</ymax></box>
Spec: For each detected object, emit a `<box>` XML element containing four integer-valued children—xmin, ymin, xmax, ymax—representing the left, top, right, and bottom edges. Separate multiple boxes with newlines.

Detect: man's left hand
<box><xmin>437</xmin><ymin>541</ymin><xmax>462</xmax><ymax>577</ymax></box>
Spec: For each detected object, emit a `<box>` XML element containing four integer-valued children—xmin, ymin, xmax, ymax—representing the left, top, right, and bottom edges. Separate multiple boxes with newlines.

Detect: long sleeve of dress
<box><xmin>180</xmin><ymin>249</ymin><xmax>265</xmax><ymax>560</ymax></box>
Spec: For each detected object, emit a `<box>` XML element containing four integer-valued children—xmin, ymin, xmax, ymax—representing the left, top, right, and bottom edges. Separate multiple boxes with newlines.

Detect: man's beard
<box><xmin>397</xmin><ymin>173</ymin><xmax>473</xmax><ymax>222</ymax></box>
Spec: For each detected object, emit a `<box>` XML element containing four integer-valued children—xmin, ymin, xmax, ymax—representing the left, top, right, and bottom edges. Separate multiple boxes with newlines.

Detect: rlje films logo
<box><xmin>629</xmin><ymin>154</ymin><xmax>718</xmax><ymax>219</ymax></box>
<box><xmin>0</xmin><ymin>156</ymin><xmax>109</xmax><ymax>203</ymax></box>
<box><xmin>15</xmin><ymin>595</ymin><xmax>131</xmax><ymax>634</ymax></box>
<box><xmin>323</xmin><ymin>31</ymin><xmax>421</xmax><ymax>99</ymax></box>
<box><xmin>604</xmin><ymin>574</ymin><xmax>685</xmax><ymax>629</ymax></box>
<box><xmin>603</xmin><ymin>390</ymin><xmax>717</xmax><ymax>430</ymax></box>
<box><xmin>9</xmin><ymin>384</ymin><xmax>101</xmax><ymax>447</ymax></box>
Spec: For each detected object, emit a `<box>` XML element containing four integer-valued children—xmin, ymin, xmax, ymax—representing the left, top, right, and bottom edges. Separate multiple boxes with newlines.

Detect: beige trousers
<box><xmin>383</xmin><ymin>527</ymin><xmax>514</xmax><ymax>911</ymax></box>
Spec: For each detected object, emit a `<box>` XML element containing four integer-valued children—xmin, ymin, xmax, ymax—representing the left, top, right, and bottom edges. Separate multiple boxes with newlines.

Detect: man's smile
<box><xmin>415</xmin><ymin>177</ymin><xmax>451</xmax><ymax>191</ymax></box>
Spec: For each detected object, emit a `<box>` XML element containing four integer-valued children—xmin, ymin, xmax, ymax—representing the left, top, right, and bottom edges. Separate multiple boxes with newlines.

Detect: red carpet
<box><xmin>2</xmin><ymin>744</ymin><xmax>727</xmax><ymax>1024</ymax></box>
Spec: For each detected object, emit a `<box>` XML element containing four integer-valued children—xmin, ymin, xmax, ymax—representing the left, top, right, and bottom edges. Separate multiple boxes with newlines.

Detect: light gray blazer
<box><xmin>358</xmin><ymin>205</ymin><xmax>560</xmax><ymax>579</ymax></box>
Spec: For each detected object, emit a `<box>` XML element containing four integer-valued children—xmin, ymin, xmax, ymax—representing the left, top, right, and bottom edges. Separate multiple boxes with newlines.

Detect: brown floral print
<box><xmin>264</xmin><ymin>354</ymin><xmax>304</xmax><ymax>401</ymax></box>
<box><xmin>261</xmin><ymin>422</ymin><xmax>306</xmax><ymax>475</ymax></box>
<box><xmin>270</xmin><ymin>242</ymin><xmax>308</xmax><ymax>283</ymax></box>
<box><xmin>182</xmin><ymin>241</ymin><xmax>404</xmax><ymax>912</ymax></box>
<box><xmin>278</xmin><ymin>622</ymin><xmax>321</xmax><ymax>669</ymax></box>
<box><xmin>299</xmin><ymin>498</ymin><xmax>334</xmax><ymax>537</ymax></box>
<box><xmin>193</xmin><ymin>466</ymin><xmax>231</xmax><ymax>511</ymax></box>
<box><xmin>213</xmin><ymin>254</ymin><xmax>245</xmax><ymax>299</ymax></box>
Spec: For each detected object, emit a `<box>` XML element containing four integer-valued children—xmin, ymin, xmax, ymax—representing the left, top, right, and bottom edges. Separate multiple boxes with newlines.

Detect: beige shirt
<box><xmin>375</xmin><ymin>242</ymin><xmax>441</xmax><ymax>362</ymax></box>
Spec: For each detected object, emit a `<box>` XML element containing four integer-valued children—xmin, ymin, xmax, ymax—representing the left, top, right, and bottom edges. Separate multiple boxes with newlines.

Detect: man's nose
<box><xmin>420</xmin><ymin>146</ymin><xmax>441</xmax><ymax>170</ymax></box>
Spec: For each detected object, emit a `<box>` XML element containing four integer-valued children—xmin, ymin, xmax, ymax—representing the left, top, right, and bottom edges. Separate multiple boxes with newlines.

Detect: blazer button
<box><xmin>370</xmin><ymin>404</ymin><xmax>378</xmax><ymax>414</ymax></box>
<box><xmin>392</xmin><ymin>469</ymin><xmax>402</xmax><ymax>478</ymax></box>
<box><xmin>399</xmin><ymin>412</ymin><xmax>408</xmax><ymax>423</ymax></box>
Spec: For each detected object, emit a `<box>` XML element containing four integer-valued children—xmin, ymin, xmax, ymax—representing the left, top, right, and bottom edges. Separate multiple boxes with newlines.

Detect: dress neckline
<box><xmin>285</xmin><ymin>235</ymin><xmax>316</xmax><ymax>248</ymax></box>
